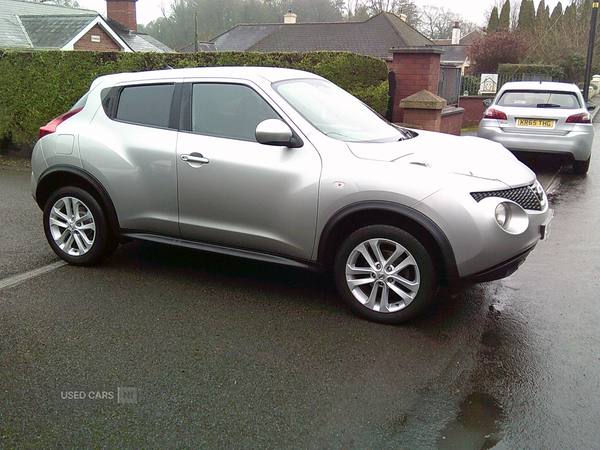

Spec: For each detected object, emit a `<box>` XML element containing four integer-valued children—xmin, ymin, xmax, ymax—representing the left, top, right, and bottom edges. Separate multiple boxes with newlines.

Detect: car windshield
<box><xmin>497</xmin><ymin>90</ymin><xmax>581</xmax><ymax>109</ymax></box>
<box><xmin>274</xmin><ymin>78</ymin><xmax>403</xmax><ymax>143</ymax></box>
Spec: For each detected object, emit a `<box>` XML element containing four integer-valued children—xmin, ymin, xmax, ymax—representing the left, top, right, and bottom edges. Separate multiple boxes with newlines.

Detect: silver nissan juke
<box><xmin>31</xmin><ymin>67</ymin><xmax>554</xmax><ymax>324</ymax></box>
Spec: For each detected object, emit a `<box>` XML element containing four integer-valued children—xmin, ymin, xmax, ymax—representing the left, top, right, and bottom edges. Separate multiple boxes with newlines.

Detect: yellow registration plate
<box><xmin>517</xmin><ymin>118</ymin><xmax>555</xmax><ymax>127</ymax></box>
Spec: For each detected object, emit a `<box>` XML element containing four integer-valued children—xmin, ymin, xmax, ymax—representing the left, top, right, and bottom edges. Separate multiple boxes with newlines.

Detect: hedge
<box><xmin>498</xmin><ymin>63</ymin><xmax>563</xmax><ymax>78</ymax></box>
<box><xmin>0</xmin><ymin>50</ymin><xmax>389</xmax><ymax>149</ymax></box>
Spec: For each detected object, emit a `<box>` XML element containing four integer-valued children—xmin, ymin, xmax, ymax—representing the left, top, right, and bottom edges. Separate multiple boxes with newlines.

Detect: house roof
<box><xmin>19</xmin><ymin>14</ymin><xmax>109</xmax><ymax>49</ymax></box>
<box><xmin>435</xmin><ymin>28</ymin><xmax>486</xmax><ymax>46</ymax></box>
<box><xmin>0</xmin><ymin>0</ymin><xmax>171</xmax><ymax>52</ymax></box>
<box><xmin>212</xmin><ymin>24</ymin><xmax>282</xmax><ymax>52</ymax></box>
<box><xmin>210</xmin><ymin>12</ymin><xmax>434</xmax><ymax>60</ymax></box>
<box><xmin>180</xmin><ymin>41</ymin><xmax>217</xmax><ymax>52</ymax></box>
<box><xmin>434</xmin><ymin>45</ymin><xmax>469</xmax><ymax>66</ymax></box>
<box><xmin>106</xmin><ymin>18</ymin><xmax>174</xmax><ymax>53</ymax></box>
<box><xmin>0</xmin><ymin>0</ymin><xmax>93</xmax><ymax>48</ymax></box>
<box><xmin>458</xmin><ymin>28</ymin><xmax>486</xmax><ymax>45</ymax></box>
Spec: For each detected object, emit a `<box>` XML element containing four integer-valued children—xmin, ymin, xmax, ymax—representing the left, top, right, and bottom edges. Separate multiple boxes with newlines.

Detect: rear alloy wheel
<box><xmin>334</xmin><ymin>225</ymin><xmax>437</xmax><ymax>324</ymax></box>
<box><xmin>573</xmin><ymin>156</ymin><xmax>591</xmax><ymax>175</ymax></box>
<box><xmin>43</xmin><ymin>187</ymin><xmax>117</xmax><ymax>266</ymax></box>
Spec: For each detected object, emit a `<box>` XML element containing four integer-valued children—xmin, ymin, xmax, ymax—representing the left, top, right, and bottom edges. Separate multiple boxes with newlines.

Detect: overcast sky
<box><xmin>75</xmin><ymin>0</ymin><xmax>565</xmax><ymax>28</ymax></box>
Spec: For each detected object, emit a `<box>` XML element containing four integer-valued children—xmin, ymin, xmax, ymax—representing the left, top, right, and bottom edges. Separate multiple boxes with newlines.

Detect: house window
<box><xmin>91</xmin><ymin>35</ymin><xmax>101</xmax><ymax>43</ymax></box>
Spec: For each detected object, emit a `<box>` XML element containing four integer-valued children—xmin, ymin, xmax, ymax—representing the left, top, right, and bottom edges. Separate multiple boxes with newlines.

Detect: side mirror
<box><xmin>586</xmin><ymin>101</ymin><xmax>596</xmax><ymax>111</ymax></box>
<box><xmin>483</xmin><ymin>98</ymin><xmax>493</xmax><ymax>107</ymax></box>
<box><xmin>256</xmin><ymin>119</ymin><xmax>302</xmax><ymax>148</ymax></box>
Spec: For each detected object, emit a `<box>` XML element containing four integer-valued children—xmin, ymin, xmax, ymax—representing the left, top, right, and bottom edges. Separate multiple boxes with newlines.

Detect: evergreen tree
<box><xmin>498</xmin><ymin>0</ymin><xmax>511</xmax><ymax>30</ymax></box>
<box><xmin>562</xmin><ymin>3</ymin><xmax>576</xmax><ymax>28</ymax></box>
<box><xmin>535</xmin><ymin>0</ymin><xmax>549</xmax><ymax>31</ymax></box>
<box><xmin>518</xmin><ymin>0</ymin><xmax>536</xmax><ymax>33</ymax></box>
<box><xmin>488</xmin><ymin>6</ymin><xmax>500</xmax><ymax>32</ymax></box>
<box><xmin>549</xmin><ymin>2</ymin><xmax>563</xmax><ymax>25</ymax></box>
<box><xmin>577</xmin><ymin>0</ymin><xmax>592</xmax><ymax>31</ymax></box>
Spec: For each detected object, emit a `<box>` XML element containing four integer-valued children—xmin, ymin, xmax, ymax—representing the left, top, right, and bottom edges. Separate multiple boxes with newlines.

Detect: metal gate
<box><xmin>439</xmin><ymin>65</ymin><xmax>462</xmax><ymax>106</ymax></box>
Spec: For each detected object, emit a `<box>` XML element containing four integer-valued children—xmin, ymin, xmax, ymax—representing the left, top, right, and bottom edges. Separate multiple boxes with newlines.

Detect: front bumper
<box><xmin>451</xmin><ymin>207</ymin><xmax>553</xmax><ymax>291</ymax></box>
<box><xmin>457</xmin><ymin>244</ymin><xmax>535</xmax><ymax>286</ymax></box>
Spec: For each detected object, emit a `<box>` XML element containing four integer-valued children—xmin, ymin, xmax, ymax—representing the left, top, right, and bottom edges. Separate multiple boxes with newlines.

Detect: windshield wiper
<box><xmin>537</xmin><ymin>103</ymin><xmax>561</xmax><ymax>108</ymax></box>
<box><xmin>392</xmin><ymin>124</ymin><xmax>416</xmax><ymax>140</ymax></box>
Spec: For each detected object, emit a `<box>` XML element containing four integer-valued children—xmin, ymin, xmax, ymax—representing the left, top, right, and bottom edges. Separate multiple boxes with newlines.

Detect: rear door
<box><xmin>81</xmin><ymin>82</ymin><xmax>180</xmax><ymax>235</ymax></box>
<box><xmin>176</xmin><ymin>81</ymin><xmax>322</xmax><ymax>260</ymax></box>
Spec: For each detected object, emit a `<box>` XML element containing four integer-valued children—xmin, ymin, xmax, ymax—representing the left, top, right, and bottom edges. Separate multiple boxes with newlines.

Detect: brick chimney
<box><xmin>107</xmin><ymin>0</ymin><xmax>138</xmax><ymax>32</ymax></box>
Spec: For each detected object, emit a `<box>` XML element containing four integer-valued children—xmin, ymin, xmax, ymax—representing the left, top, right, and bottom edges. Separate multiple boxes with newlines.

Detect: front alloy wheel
<box><xmin>334</xmin><ymin>225</ymin><xmax>436</xmax><ymax>324</ymax></box>
<box><xmin>43</xmin><ymin>187</ymin><xmax>116</xmax><ymax>265</ymax></box>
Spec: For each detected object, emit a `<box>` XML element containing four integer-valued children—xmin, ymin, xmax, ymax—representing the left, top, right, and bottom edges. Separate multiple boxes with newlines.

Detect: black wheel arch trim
<box><xmin>317</xmin><ymin>201</ymin><xmax>459</xmax><ymax>286</ymax></box>
<box><xmin>35</xmin><ymin>165</ymin><xmax>121</xmax><ymax>236</ymax></box>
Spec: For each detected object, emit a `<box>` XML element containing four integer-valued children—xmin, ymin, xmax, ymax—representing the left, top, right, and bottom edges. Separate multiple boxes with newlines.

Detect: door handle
<box><xmin>181</xmin><ymin>153</ymin><xmax>209</xmax><ymax>166</ymax></box>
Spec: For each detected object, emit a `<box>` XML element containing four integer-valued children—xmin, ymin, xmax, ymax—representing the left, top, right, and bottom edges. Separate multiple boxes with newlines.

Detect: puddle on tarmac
<box><xmin>436</xmin><ymin>392</ymin><xmax>505</xmax><ymax>450</ymax></box>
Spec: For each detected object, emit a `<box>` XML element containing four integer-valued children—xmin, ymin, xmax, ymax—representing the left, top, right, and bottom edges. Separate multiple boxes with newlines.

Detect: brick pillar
<box><xmin>398</xmin><ymin>90</ymin><xmax>447</xmax><ymax>132</ymax></box>
<box><xmin>107</xmin><ymin>0</ymin><xmax>138</xmax><ymax>32</ymax></box>
<box><xmin>390</xmin><ymin>47</ymin><xmax>443</xmax><ymax>123</ymax></box>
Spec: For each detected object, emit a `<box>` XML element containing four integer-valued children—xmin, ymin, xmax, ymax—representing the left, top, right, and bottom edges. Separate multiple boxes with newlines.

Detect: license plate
<box><xmin>517</xmin><ymin>118</ymin><xmax>555</xmax><ymax>128</ymax></box>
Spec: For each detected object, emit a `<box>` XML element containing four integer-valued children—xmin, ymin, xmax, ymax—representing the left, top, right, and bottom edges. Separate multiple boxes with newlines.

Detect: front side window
<box><xmin>116</xmin><ymin>84</ymin><xmax>175</xmax><ymax>128</ymax></box>
<box><xmin>191</xmin><ymin>83</ymin><xmax>280</xmax><ymax>141</ymax></box>
<box><xmin>497</xmin><ymin>90</ymin><xmax>581</xmax><ymax>109</ymax></box>
<box><xmin>274</xmin><ymin>78</ymin><xmax>402</xmax><ymax>143</ymax></box>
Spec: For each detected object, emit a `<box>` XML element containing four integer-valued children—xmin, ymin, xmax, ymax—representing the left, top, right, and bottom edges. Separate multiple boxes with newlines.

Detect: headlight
<box><xmin>495</xmin><ymin>201</ymin><xmax>529</xmax><ymax>234</ymax></box>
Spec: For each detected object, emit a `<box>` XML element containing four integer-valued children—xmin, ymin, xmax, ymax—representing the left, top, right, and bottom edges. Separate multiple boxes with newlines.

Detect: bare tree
<box><xmin>34</xmin><ymin>0</ymin><xmax>81</xmax><ymax>6</ymax></box>
<box><xmin>352</xmin><ymin>0</ymin><xmax>420</xmax><ymax>25</ymax></box>
<box><xmin>417</xmin><ymin>6</ymin><xmax>477</xmax><ymax>40</ymax></box>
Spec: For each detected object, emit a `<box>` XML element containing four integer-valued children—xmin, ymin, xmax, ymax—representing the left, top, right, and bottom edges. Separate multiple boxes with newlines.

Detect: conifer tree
<box><xmin>535</xmin><ymin>0</ymin><xmax>549</xmax><ymax>31</ymax></box>
<box><xmin>550</xmin><ymin>1</ymin><xmax>563</xmax><ymax>23</ymax></box>
<box><xmin>518</xmin><ymin>0</ymin><xmax>536</xmax><ymax>33</ymax></box>
<box><xmin>499</xmin><ymin>0</ymin><xmax>511</xmax><ymax>30</ymax></box>
<box><xmin>488</xmin><ymin>6</ymin><xmax>500</xmax><ymax>32</ymax></box>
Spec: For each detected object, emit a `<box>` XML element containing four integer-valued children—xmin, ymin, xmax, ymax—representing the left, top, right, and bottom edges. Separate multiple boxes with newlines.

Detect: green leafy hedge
<box><xmin>497</xmin><ymin>63</ymin><xmax>563</xmax><ymax>79</ymax></box>
<box><xmin>0</xmin><ymin>50</ymin><xmax>388</xmax><ymax>149</ymax></box>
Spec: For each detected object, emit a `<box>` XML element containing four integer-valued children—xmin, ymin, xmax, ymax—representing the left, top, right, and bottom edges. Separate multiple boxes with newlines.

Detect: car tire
<box><xmin>43</xmin><ymin>187</ymin><xmax>117</xmax><ymax>266</ymax></box>
<box><xmin>573</xmin><ymin>156</ymin><xmax>591</xmax><ymax>175</ymax></box>
<box><xmin>334</xmin><ymin>225</ymin><xmax>437</xmax><ymax>324</ymax></box>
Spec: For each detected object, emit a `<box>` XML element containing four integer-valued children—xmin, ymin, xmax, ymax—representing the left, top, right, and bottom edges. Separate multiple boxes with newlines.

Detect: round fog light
<box><xmin>494</xmin><ymin>201</ymin><xmax>529</xmax><ymax>234</ymax></box>
<box><xmin>495</xmin><ymin>203</ymin><xmax>510</xmax><ymax>228</ymax></box>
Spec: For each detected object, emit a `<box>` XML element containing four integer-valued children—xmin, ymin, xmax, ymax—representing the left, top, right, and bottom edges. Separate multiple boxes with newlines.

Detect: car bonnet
<box><xmin>346</xmin><ymin>130</ymin><xmax>536</xmax><ymax>187</ymax></box>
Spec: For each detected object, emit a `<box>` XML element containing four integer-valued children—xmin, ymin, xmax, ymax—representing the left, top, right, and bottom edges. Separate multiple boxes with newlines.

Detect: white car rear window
<box><xmin>497</xmin><ymin>90</ymin><xmax>581</xmax><ymax>109</ymax></box>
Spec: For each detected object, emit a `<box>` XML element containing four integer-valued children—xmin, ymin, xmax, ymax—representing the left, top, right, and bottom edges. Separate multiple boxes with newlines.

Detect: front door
<box><xmin>176</xmin><ymin>82</ymin><xmax>322</xmax><ymax>260</ymax></box>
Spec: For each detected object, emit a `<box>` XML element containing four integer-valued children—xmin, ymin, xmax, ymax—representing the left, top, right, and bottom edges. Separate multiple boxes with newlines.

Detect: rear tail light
<box><xmin>566</xmin><ymin>112</ymin><xmax>591</xmax><ymax>124</ymax></box>
<box><xmin>484</xmin><ymin>108</ymin><xmax>507</xmax><ymax>120</ymax></box>
<box><xmin>38</xmin><ymin>107</ymin><xmax>83</xmax><ymax>139</ymax></box>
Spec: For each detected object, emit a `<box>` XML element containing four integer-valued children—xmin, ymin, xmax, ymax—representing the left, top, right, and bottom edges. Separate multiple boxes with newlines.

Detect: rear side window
<box><xmin>497</xmin><ymin>90</ymin><xmax>581</xmax><ymax>109</ymax></box>
<box><xmin>116</xmin><ymin>84</ymin><xmax>175</xmax><ymax>128</ymax></box>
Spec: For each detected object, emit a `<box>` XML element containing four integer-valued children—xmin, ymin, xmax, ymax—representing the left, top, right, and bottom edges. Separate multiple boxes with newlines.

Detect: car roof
<box><xmin>90</xmin><ymin>66</ymin><xmax>321</xmax><ymax>89</ymax></box>
<box><xmin>499</xmin><ymin>81</ymin><xmax>581</xmax><ymax>94</ymax></box>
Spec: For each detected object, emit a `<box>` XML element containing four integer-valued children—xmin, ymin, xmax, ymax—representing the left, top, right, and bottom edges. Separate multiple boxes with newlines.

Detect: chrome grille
<box><xmin>471</xmin><ymin>185</ymin><xmax>543</xmax><ymax>211</ymax></box>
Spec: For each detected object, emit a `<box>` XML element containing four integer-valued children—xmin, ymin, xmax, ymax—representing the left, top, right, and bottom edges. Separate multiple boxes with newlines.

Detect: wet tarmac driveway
<box><xmin>1</xmin><ymin>124</ymin><xmax>600</xmax><ymax>449</ymax></box>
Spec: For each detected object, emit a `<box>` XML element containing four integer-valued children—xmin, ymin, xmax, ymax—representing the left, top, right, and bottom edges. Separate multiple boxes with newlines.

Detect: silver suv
<box><xmin>31</xmin><ymin>67</ymin><xmax>553</xmax><ymax>323</ymax></box>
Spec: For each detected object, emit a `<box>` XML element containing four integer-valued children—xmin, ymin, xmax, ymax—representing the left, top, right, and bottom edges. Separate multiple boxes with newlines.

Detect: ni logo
<box><xmin>118</xmin><ymin>387</ymin><xmax>138</xmax><ymax>404</ymax></box>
